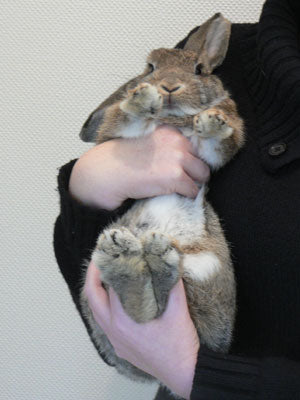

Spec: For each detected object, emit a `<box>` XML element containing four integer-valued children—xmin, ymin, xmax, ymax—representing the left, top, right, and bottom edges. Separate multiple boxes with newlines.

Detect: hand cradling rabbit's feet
<box><xmin>120</xmin><ymin>83</ymin><xmax>163</xmax><ymax>118</ymax></box>
<box><xmin>194</xmin><ymin>108</ymin><xmax>233</xmax><ymax>139</ymax></box>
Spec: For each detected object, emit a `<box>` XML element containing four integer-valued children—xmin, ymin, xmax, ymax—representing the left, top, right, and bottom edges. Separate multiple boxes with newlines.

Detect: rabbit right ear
<box><xmin>79</xmin><ymin>107</ymin><xmax>105</xmax><ymax>142</ymax></box>
<box><xmin>183</xmin><ymin>13</ymin><xmax>231</xmax><ymax>74</ymax></box>
<box><xmin>79</xmin><ymin>74</ymin><xmax>148</xmax><ymax>142</ymax></box>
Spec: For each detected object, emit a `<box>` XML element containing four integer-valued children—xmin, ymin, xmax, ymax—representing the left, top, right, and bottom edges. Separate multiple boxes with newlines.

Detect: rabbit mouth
<box><xmin>163</xmin><ymin>95</ymin><xmax>178</xmax><ymax>109</ymax></box>
<box><xmin>161</xmin><ymin>102</ymin><xmax>185</xmax><ymax>117</ymax></box>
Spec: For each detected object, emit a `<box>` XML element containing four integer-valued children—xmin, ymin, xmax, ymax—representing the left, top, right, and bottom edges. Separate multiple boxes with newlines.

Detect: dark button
<box><xmin>268</xmin><ymin>142</ymin><xmax>287</xmax><ymax>156</ymax></box>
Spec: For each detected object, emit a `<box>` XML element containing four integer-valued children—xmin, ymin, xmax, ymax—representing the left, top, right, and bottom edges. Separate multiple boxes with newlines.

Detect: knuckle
<box><xmin>159</xmin><ymin>129</ymin><xmax>183</xmax><ymax>146</ymax></box>
<box><xmin>172</xmin><ymin>134</ymin><xmax>186</xmax><ymax>148</ymax></box>
<box><xmin>198</xmin><ymin>161</ymin><xmax>210</xmax><ymax>181</ymax></box>
<box><xmin>202</xmin><ymin>166</ymin><xmax>210</xmax><ymax>181</ymax></box>
<box><xmin>173</xmin><ymin>150</ymin><xmax>185</xmax><ymax>164</ymax></box>
<box><xmin>171</xmin><ymin>166</ymin><xmax>184</xmax><ymax>181</ymax></box>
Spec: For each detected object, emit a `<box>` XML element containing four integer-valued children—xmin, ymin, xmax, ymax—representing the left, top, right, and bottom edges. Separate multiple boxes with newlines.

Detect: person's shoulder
<box><xmin>56</xmin><ymin>159</ymin><xmax>78</xmax><ymax>188</ymax></box>
<box><xmin>231</xmin><ymin>22</ymin><xmax>258</xmax><ymax>37</ymax></box>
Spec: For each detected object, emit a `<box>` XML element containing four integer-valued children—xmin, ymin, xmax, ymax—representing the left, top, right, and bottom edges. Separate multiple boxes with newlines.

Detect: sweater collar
<box><xmin>241</xmin><ymin>0</ymin><xmax>300</xmax><ymax>172</ymax></box>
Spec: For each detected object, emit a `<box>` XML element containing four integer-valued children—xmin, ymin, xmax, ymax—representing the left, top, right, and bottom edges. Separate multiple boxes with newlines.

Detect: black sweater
<box><xmin>53</xmin><ymin>0</ymin><xmax>300</xmax><ymax>398</ymax></box>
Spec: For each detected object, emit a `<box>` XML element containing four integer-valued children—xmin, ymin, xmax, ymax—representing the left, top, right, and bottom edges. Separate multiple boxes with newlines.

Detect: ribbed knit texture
<box><xmin>189</xmin><ymin>0</ymin><xmax>300</xmax><ymax>397</ymax></box>
<box><xmin>54</xmin><ymin>160</ymin><xmax>134</xmax><ymax>366</ymax></box>
<box><xmin>192</xmin><ymin>346</ymin><xmax>260</xmax><ymax>399</ymax></box>
<box><xmin>54</xmin><ymin>0</ymin><xmax>300</xmax><ymax>398</ymax></box>
<box><xmin>243</xmin><ymin>0</ymin><xmax>300</xmax><ymax>172</ymax></box>
<box><xmin>57</xmin><ymin>159</ymin><xmax>134</xmax><ymax>282</ymax></box>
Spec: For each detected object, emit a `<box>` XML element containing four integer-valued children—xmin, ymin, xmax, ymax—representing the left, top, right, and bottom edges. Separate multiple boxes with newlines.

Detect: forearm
<box><xmin>191</xmin><ymin>346</ymin><xmax>300</xmax><ymax>399</ymax></box>
<box><xmin>57</xmin><ymin>159</ymin><xmax>134</xmax><ymax>252</ymax></box>
<box><xmin>54</xmin><ymin>160</ymin><xmax>134</xmax><ymax>364</ymax></box>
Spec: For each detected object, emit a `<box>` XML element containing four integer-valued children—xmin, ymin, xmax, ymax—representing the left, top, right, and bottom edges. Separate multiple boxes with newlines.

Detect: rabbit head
<box><xmin>80</xmin><ymin>13</ymin><xmax>231</xmax><ymax>142</ymax></box>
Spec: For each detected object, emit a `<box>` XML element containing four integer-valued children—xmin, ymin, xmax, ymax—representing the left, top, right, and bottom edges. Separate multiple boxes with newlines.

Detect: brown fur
<box><xmin>79</xmin><ymin>13</ymin><xmax>245</xmax><ymax>395</ymax></box>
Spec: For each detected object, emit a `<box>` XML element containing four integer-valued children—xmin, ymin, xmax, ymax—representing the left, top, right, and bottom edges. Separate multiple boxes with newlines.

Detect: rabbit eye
<box><xmin>195</xmin><ymin>63</ymin><xmax>203</xmax><ymax>75</ymax></box>
<box><xmin>147</xmin><ymin>63</ymin><xmax>155</xmax><ymax>73</ymax></box>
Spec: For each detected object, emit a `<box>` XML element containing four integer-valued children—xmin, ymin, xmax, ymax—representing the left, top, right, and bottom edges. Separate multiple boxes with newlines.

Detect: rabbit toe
<box><xmin>96</xmin><ymin>228</ymin><xmax>142</xmax><ymax>257</ymax></box>
<box><xmin>194</xmin><ymin>109</ymin><xmax>233</xmax><ymax>138</ymax></box>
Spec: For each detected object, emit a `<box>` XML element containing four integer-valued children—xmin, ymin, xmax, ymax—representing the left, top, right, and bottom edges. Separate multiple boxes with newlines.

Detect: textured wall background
<box><xmin>1</xmin><ymin>1</ymin><xmax>264</xmax><ymax>399</ymax></box>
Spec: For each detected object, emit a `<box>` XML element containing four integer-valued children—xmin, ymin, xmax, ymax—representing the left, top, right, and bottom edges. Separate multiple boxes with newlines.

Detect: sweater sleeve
<box><xmin>191</xmin><ymin>345</ymin><xmax>300</xmax><ymax>399</ymax></box>
<box><xmin>53</xmin><ymin>159</ymin><xmax>134</xmax><ymax>366</ymax></box>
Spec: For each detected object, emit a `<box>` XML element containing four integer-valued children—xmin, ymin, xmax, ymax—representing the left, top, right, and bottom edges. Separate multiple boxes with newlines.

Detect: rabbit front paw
<box><xmin>121</xmin><ymin>83</ymin><xmax>163</xmax><ymax>117</ymax></box>
<box><xmin>194</xmin><ymin>109</ymin><xmax>233</xmax><ymax>139</ymax></box>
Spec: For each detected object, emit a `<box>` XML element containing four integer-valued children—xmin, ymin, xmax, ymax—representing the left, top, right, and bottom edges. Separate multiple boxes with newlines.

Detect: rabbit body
<box><xmin>80</xmin><ymin>13</ymin><xmax>245</xmax><ymax>386</ymax></box>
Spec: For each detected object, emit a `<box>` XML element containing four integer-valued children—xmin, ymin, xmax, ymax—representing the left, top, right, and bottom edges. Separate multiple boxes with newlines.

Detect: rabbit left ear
<box><xmin>183</xmin><ymin>13</ymin><xmax>231</xmax><ymax>74</ymax></box>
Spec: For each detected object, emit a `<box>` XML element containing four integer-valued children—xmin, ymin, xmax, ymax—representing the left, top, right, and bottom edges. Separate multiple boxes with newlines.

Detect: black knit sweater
<box><xmin>54</xmin><ymin>0</ymin><xmax>300</xmax><ymax>398</ymax></box>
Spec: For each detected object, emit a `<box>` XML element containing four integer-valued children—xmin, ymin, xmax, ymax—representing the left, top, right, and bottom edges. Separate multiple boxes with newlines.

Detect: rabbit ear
<box><xmin>79</xmin><ymin>74</ymin><xmax>147</xmax><ymax>142</ymax></box>
<box><xmin>183</xmin><ymin>13</ymin><xmax>231</xmax><ymax>74</ymax></box>
<box><xmin>79</xmin><ymin>107</ymin><xmax>105</xmax><ymax>142</ymax></box>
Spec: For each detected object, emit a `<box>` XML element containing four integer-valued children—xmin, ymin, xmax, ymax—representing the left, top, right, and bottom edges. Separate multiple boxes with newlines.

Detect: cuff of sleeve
<box><xmin>57</xmin><ymin>159</ymin><xmax>134</xmax><ymax>259</ymax></box>
<box><xmin>191</xmin><ymin>346</ymin><xmax>260</xmax><ymax>400</ymax></box>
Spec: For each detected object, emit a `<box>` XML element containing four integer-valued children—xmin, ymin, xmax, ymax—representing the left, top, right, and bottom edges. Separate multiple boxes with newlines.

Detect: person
<box><xmin>53</xmin><ymin>0</ymin><xmax>300</xmax><ymax>398</ymax></box>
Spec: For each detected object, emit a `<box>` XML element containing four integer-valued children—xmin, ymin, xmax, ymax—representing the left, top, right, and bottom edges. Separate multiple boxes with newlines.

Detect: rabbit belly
<box><xmin>134</xmin><ymin>193</ymin><xmax>207</xmax><ymax>239</ymax></box>
<box><xmin>134</xmin><ymin>194</ymin><xmax>235</xmax><ymax>351</ymax></box>
<box><xmin>83</xmin><ymin>191</ymin><xmax>235</xmax><ymax>383</ymax></box>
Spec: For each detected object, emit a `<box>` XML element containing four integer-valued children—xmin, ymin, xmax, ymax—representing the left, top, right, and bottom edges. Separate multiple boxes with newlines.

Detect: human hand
<box><xmin>69</xmin><ymin>125</ymin><xmax>210</xmax><ymax>210</ymax></box>
<box><xmin>83</xmin><ymin>261</ymin><xmax>200</xmax><ymax>399</ymax></box>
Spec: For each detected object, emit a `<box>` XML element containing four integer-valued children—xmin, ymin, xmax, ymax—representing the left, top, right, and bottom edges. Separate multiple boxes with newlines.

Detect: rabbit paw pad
<box><xmin>97</xmin><ymin>228</ymin><xmax>142</xmax><ymax>257</ymax></box>
<box><xmin>122</xmin><ymin>83</ymin><xmax>163</xmax><ymax>116</ymax></box>
<box><xmin>194</xmin><ymin>109</ymin><xmax>233</xmax><ymax>138</ymax></box>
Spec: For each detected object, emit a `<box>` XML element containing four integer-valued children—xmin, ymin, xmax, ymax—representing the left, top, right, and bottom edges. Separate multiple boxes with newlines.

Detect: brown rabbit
<box><xmin>80</xmin><ymin>13</ymin><xmax>245</xmax><ymax>391</ymax></box>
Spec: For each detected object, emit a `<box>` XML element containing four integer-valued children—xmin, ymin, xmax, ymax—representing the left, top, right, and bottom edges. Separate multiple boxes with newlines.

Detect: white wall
<box><xmin>0</xmin><ymin>1</ymin><xmax>264</xmax><ymax>399</ymax></box>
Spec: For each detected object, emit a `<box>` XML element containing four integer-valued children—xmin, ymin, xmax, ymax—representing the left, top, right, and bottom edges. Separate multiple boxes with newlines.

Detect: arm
<box><xmin>68</xmin><ymin>125</ymin><xmax>210</xmax><ymax>210</ymax></box>
<box><xmin>84</xmin><ymin>261</ymin><xmax>300</xmax><ymax>399</ymax></box>
<box><xmin>83</xmin><ymin>261</ymin><xmax>199</xmax><ymax>399</ymax></box>
<box><xmin>191</xmin><ymin>347</ymin><xmax>300</xmax><ymax>400</ymax></box>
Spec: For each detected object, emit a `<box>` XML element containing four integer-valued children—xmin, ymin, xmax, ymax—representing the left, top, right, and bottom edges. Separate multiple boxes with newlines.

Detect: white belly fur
<box><xmin>143</xmin><ymin>191</ymin><xmax>221</xmax><ymax>281</ymax></box>
<box><xmin>183</xmin><ymin>252</ymin><xmax>221</xmax><ymax>281</ymax></box>
<box><xmin>144</xmin><ymin>192</ymin><xmax>206</xmax><ymax>235</ymax></box>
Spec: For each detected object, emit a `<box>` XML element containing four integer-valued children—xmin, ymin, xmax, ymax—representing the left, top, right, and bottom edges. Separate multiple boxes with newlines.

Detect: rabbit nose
<box><xmin>160</xmin><ymin>85</ymin><xmax>182</xmax><ymax>94</ymax></box>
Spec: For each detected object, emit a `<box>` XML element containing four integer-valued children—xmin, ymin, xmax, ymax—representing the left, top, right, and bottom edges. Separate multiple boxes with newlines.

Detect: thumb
<box><xmin>163</xmin><ymin>279</ymin><xmax>189</xmax><ymax>319</ymax></box>
<box><xmin>84</xmin><ymin>261</ymin><xmax>110</xmax><ymax>324</ymax></box>
<box><xmin>109</xmin><ymin>287</ymin><xmax>135</xmax><ymax>324</ymax></box>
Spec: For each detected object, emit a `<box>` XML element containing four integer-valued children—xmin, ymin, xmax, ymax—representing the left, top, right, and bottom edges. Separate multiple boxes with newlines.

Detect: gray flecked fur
<box><xmin>79</xmin><ymin>13</ymin><xmax>245</xmax><ymax>393</ymax></box>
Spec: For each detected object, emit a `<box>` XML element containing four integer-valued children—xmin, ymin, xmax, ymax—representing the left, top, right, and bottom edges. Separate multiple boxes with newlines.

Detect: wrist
<box><xmin>69</xmin><ymin>158</ymin><xmax>123</xmax><ymax>211</ymax></box>
<box><xmin>160</xmin><ymin>342</ymin><xmax>199</xmax><ymax>399</ymax></box>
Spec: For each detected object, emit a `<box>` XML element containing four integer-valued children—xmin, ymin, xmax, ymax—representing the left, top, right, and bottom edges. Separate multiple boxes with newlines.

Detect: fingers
<box><xmin>154</xmin><ymin>126</ymin><xmax>210</xmax><ymax>195</ymax></box>
<box><xmin>108</xmin><ymin>287</ymin><xmax>129</xmax><ymax>320</ymax></box>
<box><xmin>83</xmin><ymin>261</ymin><xmax>110</xmax><ymax>325</ymax></box>
<box><xmin>182</xmin><ymin>153</ymin><xmax>210</xmax><ymax>184</ymax></box>
<box><xmin>172</xmin><ymin>171</ymin><xmax>200</xmax><ymax>198</ymax></box>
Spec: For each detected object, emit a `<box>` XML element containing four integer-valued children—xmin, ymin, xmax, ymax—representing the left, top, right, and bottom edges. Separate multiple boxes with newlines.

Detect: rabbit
<box><xmin>79</xmin><ymin>12</ymin><xmax>245</xmax><ymax>388</ymax></box>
